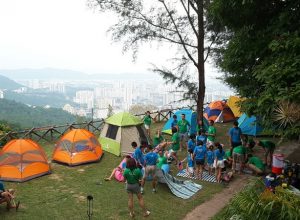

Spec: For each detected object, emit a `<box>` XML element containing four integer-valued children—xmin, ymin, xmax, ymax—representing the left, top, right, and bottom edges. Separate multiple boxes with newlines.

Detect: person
<box><xmin>141</xmin><ymin>146</ymin><xmax>158</xmax><ymax>194</ymax></box>
<box><xmin>232</xmin><ymin>145</ymin><xmax>247</xmax><ymax>174</ymax></box>
<box><xmin>228</xmin><ymin>121</ymin><xmax>243</xmax><ymax>155</ymax></box>
<box><xmin>133</xmin><ymin>141</ymin><xmax>147</xmax><ymax>168</ymax></box>
<box><xmin>177</xmin><ymin>114</ymin><xmax>190</xmax><ymax>151</ymax></box>
<box><xmin>196</xmin><ymin>129</ymin><xmax>207</xmax><ymax>146</ymax></box>
<box><xmin>196</xmin><ymin>119</ymin><xmax>206</xmax><ymax>134</ymax></box>
<box><xmin>206</xmin><ymin>145</ymin><xmax>215</xmax><ymax>175</ymax></box>
<box><xmin>153</xmin><ymin>130</ymin><xmax>164</xmax><ymax>147</ymax></box>
<box><xmin>123</xmin><ymin>158</ymin><xmax>150</xmax><ymax>218</ymax></box>
<box><xmin>0</xmin><ymin>178</ymin><xmax>19</xmax><ymax>211</ymax></box>
<box><xmin>224</xmin><ymin>149</ymin><xmax>233</xmax><ymax>168</ymax></box>
<box><xmin>246</xmin><ymin>154</ymin><xmax>265</xmax><ymax>175</ymax></box>
<box><xmin>181</xmin><ymin>149</ymin><xmax>194</xmax><ymax>177</ymax></box>
<box><xmin>171</xmin><ymin>114</ymin><xmax>178</xmax><ymax>129</ymax></box>
<box><xmin>257</xmin><ymin>140</ymin><xmax>276</xmax><ymax>167</ymax></box>
<box><xmin>206</xmin><ymin>120</ymin><xmax>216</xmax><ymax>147</ymax></box>
<box><xmin>187</xmin><ymin>134</ymin><xmax>196</xmax><ymax>152</ymax></box>
<box><xmin>156</xmin><ymin>149</ymin><xmax>167</xmax><ymax>169</ymax></box>
<box><xmin>104</xmin><ymin>155</ymin><xmax>131</xmax><ymax>181</ymax></box>
<box><xmin>214</xmin><ymin>142</ymin><xmax>225</xmax><ymax>183</ymax></box>
<box><xmin>143</xmin><ymin>111</ymin><xmax>152</xmax><ymax>138</ymax></box>
<box><xmin>166</xmin><ymin>127</ymin><xmax>180</xmax><ymax>165</ymax></box>
<box><xmin>193</xmin><ymin>140</ymin><xmax>207</xmax><ymax>180</ymax></box>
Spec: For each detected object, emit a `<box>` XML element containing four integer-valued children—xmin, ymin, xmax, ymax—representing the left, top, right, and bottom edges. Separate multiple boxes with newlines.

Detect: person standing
<box><xmin>257</xmin><ymin>140</ymin><xmax>276</xmax><ymax>167</ymax></box>
<box><xmin>143</xmin><ymin>111</ymin><xmax>152</xmax><ymax>138</ymax></box>
<box><xmin>153</xmin><ymin>130</ymin><xmax>164</xmax><ymax>147</ymax></box>
<box><xmin>206</xmin><ymin>120</ymin><xmax>216</xmax><ymax>146</ymax></box>
<box><xmin>177</xmin><ymin>114</ymin><xmax>190</xmax><ymax>151</ymax></box>
<box><xmin>167</xmin><ymin>127</ymin><xmax>180</xmax><ymax>165</ymax></box>
<box><xmin>133</xmin><ymin>141</ymin><xmax>147</xmax><ymax>168</ymax></box>
<box><xmin>228</xmin><ymin>121</ymin><xmax>242</xmax><ymax>155</ymax></box>
<box><xmin>193</xmin><ymin>140</ymin><xmax>207</xmax><ymax>180</ymax></box>
<box><xmin>141</xmin><ymin>146</ymin><xmax>158</xmax><ymax>194</ymax></box>
<box><xmin>123</xmin><ymin>158</ymin><xmax>150</xmax><ymax>218</ymax></box>
<box><xmin>214</xmin><ymin>142</ymin><xmax>225</xmax><ymax>183</ymax></box>
<box><xmin>171</xmin><ymin>114</ymin><xmax>178</xmax><ymax>130</ymax></box>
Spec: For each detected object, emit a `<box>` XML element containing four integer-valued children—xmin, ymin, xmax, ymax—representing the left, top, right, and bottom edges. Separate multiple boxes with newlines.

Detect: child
<box><xmin>156</xmin><ymin>149</ymin><xmax>167</xmax><ymax>169</ymax></box>
<box><xmin>133</xmin><ymin>141</ymin><xmax>147</xmax><ymax>168</ymax></box>
<box><xmin>187</xmin><ymin>134</ymin><xmax>196</xmax><ymax>152</ymax></box>
<box><xmin>141</xmin><ymin>146</ymin><xmax>158</xmax><ymax>193</ymax></box>
<box><xmin>171</xmin><ymin>114</ymin><xmax>178</xmax><ymax>129</ymax></box>
<box><xmin>214</xmin><ymin>142</ymin><xmax>225</xmax><ymax>183</ymax></box>
<box><xmin>166</xmin><ymin>127</ymin><xmax>180</xmax><ymax>165</ymax></box>
<box><xmin>206</xmin><ymin>120</ymin><xmax>216</xmax><ymax>147</ymax></box>
<box><xmin>193</xmin><ymin>140</ymin><xmax>207</xmax><ymax>180</ymax></box>
<box><xmin>181</xmin><ymin>149</ymin><xmax>194</xmax><ymax>177</ymax></box>
<box><xmin>104</xmin><ymin>155</ymin><xmax>131</xmax><ymax>181</ymax></box>
<box><xmin>206</xmin><ymin>145</ymin><xmax>215</xmax><ymax>175</ymax></box>
<box><xmin>196</xmin><ymin>129</ymin><xmax>207</xmax><ymax>146</ymax></box>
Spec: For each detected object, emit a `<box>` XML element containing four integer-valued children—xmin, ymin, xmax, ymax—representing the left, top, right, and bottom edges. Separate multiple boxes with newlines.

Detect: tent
<box><xmin>99</xmin><ymin>112</ymin><xmax>148</xmax><ymax>156</ymax></box>
<box><xmin>0</xmin><ymin>139</ymin><xmax>50</xmax><ymax>182</ymax></box>
<box><xmin>238</xmin><ymin>113</ymin><xmax>263</xmax><ymax>136</ymax></box>
<box><xmin>227</xmin><ymin>96</ymin><xmax>244</xmax><ymax>117</ymax></box>
<box><xmin>52</xmin><ymin>129</ymin><xmax>103</xmax><ymax>166</ymax></box>
<box><xmin>162</xmin><ymin>109</ymin><xmax>208</xmax><ymax>135</ymax></box>
<box><xmin>204</xmin><ymin>101</ymin><xmax>235</xmax><ymax>123</ymax></box>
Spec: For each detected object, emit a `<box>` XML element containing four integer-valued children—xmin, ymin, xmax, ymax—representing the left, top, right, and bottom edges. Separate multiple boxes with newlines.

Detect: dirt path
<box><xmin>183</xmin><ymin>175</ymin><xmax>249</xmax><ymax>220</ymax></box>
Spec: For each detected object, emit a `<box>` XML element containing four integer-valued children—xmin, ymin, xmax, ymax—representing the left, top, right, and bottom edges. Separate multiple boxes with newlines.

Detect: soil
<box><xmin>183</xmin><ymin>140</ymin><xmax>300</xmax><ymax>220</ymax></box>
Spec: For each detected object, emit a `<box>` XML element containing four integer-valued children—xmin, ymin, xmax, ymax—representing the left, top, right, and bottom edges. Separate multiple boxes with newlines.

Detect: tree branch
<box><xmin>180</xmin><ymin>0</ymin><xmax>199</xmax><ymax>38</ymax></box>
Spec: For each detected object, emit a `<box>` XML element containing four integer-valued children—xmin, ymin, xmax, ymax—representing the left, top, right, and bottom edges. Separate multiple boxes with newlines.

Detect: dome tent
<box><xmin>0</xmin><ymin>139</ymin><xmax>51</xmax><ymax>182</ymax></box>
<box><xmin>204</xmin><ymin>101</ymin><xmax>235</xmax><ymax>123</ymax></box>
<box><xmin>52</xmin><ymin>129</ymin><xmax>103</xmax><ymax>166</ymax></box>
<box><xmin>99</xmin><ymin>112</ymin><xmax>149</xmax><ymax>156</ymax></box>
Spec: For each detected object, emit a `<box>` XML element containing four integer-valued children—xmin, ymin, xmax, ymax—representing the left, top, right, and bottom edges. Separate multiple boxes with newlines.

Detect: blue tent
<box><xmin>238</xmin><ymin>113</ymin><xmax>263</xmax><ymax>136</ymax></box>
<box><xmin>162</xmin><ymin>109</ymin><xmax>208</xmax><ymax>135</ymax></box>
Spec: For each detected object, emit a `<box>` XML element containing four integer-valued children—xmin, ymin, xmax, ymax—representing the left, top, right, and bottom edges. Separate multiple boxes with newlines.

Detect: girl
<box><xmin>206</xmin><ymin>145</ymin><xmax>214</xmax><ymax>175</ymax></box>
<box><xmin>181</xmin><ymin>149</ymin><xmax>194</xmax><ymax>177</ymax></box>
<box><xmin>193</xmin><ymin>140</ymin><xmax>207</xmax><ymax>180</ymax></box>
<box><xmin>214</xmin><ymin>142</ymin><xmax>225</xmax><ymax>183</ymax></box>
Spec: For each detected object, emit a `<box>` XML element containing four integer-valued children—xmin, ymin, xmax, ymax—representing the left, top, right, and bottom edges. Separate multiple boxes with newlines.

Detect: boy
<box><xmin>141</xmin><ymin>146</ymin><xmax>158</xmax><ymax>193</ymax></box>
<box><xmin>206</xmin><ymin>145</ymin><xmax>214</xmax><ymax>175</ymax></box>
<box><xmin>187</xmin><ymin>134</ymin><xmax>196</xmax><ymax>152</ymax></box>
<box><xmin>133</xmin><ymin>141</ymin><xmax>147</xmax><ymax>168</ymax></box>
<box><xmin>206</xmin><ymin>120</ymin><xmax>216</xmax><ymax>147</ymax></box>
<box><xmin>196</xmin><ymin>129</ymin><xmax>207</xmax><ymax>146</ymax></box>
<box><xmin>228</xmin><ymin>121</ymin><xmax>242</xmax><ymax>155</ymax></box>
<box><xmin>171</xmin><ymin>114</ymin><xmax>178</xmax><ymax>129</ymax></box>
<box><xmin>177</xmin><ymin>114</ymin><xmax>190</xmax><ymax>151</ymax></box>
<box><xmin>193</xmin><ymin>140</ymin><xmax>207</xmax><ymax>180</ymax></box>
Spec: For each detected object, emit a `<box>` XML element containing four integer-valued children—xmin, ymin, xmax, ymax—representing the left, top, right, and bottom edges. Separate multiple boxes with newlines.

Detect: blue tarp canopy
<box><xmin>238</xmin><ymin>113</ymin><xmax>263</xmax><ymax>136</ymax></box>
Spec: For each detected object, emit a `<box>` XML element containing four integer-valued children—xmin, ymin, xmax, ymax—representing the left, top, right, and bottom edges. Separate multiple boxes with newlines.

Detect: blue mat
<box><xmin>177</xmin><ymin>169</ymin><xmax>219</xmax><ymax>183</ymax></box>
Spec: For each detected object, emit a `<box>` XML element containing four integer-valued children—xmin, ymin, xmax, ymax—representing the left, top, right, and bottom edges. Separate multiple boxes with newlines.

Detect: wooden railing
<box><xmin>0</xmin><ymin>105</ymin><xmax>198</xmax><ymax>144</ymax></box>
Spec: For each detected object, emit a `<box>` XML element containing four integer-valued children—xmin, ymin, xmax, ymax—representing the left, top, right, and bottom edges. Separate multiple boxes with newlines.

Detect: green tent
<box><xmin>99</xmin><ymin>112</ymin><xmax>148</xmax><ymax>156</ymax></box>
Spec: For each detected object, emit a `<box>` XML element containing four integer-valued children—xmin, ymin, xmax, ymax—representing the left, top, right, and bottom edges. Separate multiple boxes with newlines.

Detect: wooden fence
<box><xmin>0</xmin><ymin>105</ymin><xmax>197</xmax><ymax>144</ymax></box>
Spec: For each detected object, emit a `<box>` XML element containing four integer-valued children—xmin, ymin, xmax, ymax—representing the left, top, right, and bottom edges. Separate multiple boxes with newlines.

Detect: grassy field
<box><xmin>0</xmin><ymin>121</ymin><xmax>279</xmax><ymax>220</ymax></box>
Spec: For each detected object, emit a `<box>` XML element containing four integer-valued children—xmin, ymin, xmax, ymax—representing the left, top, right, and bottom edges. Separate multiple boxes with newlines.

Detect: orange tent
<box><xmin>204</xmin><ymin>100</ymin><xmax>236</xmax><ymax>123</ymax></box>
<box><xmin>0</xmin><ymin>139</ymin><xmax>51</xmax><ymax>182</ymax></box>
<box><xmin>52</xmin><ymin>129</ymin><xmax>103</xmax><ymax>166</ymax></box>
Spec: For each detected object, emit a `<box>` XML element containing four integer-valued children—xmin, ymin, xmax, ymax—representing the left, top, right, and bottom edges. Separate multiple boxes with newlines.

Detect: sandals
<box><xmin>129</xmin><ymin>211</ymin><xmax>135</xmax><ymax>218</ymax></box>
<box><xmin>144</xmin><ymin>210</ymin><xmax>151</xmax><ymax>217</ymax></box>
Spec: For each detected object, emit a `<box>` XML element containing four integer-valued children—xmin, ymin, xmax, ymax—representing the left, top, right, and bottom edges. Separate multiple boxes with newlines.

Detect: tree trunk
<box><xmin>197</xmin><ymin>0</ymin><xmax>205</xmax><ymax>123</ymax></box>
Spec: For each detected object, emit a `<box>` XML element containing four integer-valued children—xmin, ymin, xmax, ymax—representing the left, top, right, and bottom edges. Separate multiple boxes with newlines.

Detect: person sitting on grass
<box><xmin>206</xmin><ymin>145</ymin><xmax>215</xmax><ymax>175</ymax></box>
<box><xmin>104</xmin><ymin>155</ymin><xmax>131</xmax><ymax>181</ymax></box>
<box><xmin>214</xmin><ymin>142</ymin><xmax>225</xmax><ymax>183</ymax></box>
<box><xmin>141</xmin><ymin>146</ymin><xmax>158</xmax><ymax>194</ymax></box>
<box><xmin>187</xmin><ymin>134</ymin><xmax>196</xmax><ymax>152</ymax></box>
<box><xmin>123</xmin><ymin>158</ymin><xmax>150</xmax><ymax>218</ymax></box>
<box><xmin>257</xmin><ymin>140</ymin><xmax>276</xmax><ymax>167</ymax></box>
<box><xmin>232</xmin><ymin>144</ymin><xmax>247</xmax><ymax>174</ymax></box>
<box><xmin>246</xmin><ymin>154</ymin><xmax>265</xmax><ymax>175</ymax></box>
<box><xmin>0</xmin><ymin>177</ymin><xmax>20</xmax><ymax>211</ymax></box>
<box><xmin>193</xmin><ymin>140</ymin><xmax>207</xmax><ymax>180</ymax></box>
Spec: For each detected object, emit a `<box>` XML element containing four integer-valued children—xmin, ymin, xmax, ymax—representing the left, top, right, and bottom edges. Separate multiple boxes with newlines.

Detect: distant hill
<box><xmin>0</xmin><ymin>75</ymin><xmax>24</xmax><ymax>90</ymax></box>
<box><xmin>0</xmin><ymin>98</ymin><xmax>79</xmax><ymax>129</ymax></box>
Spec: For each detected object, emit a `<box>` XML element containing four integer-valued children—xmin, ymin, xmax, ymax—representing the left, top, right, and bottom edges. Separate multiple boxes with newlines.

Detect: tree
<box><xmin>209</xmin><ymin>0</ymin><xmax>300</xmax><ymax>138</ymax></box>
<box><xmin>107</xmin><ymin>104</ymin><xmax>114</xmax><ymax>117</ymax></box>
<box><xmin>88</xmin><ymin>0</ymin><xmax>222</xmax><ymax>122</ymax></box>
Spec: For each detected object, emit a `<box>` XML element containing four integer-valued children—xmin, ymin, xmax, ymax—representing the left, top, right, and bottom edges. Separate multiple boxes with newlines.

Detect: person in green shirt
<box><xmin>232</xmin><ymin>145</ymin><xmax>246</xmax><ymax>174</ymax></box>
<box><xmin>166</xmin><ymin>127</ymin><xmax>180</xmax><ymax>164</ymax></box>
<box><xmin>156</xmin><ymin>150</ymin><xmax>167</xmax><ymax>169</ymax></box>
<box><xmin>206</xmin><ymin>120</ymin><xmax>216</xmax><ymax>146</ymax></box>
<box><xmin>224</xmin><ymin>149</ymin><xmax>233</xmax><ymax>168</ymax></box>
<box><xmin>123</xmin><ymin>158</ymin><xmax>150</xmax><ymax>218</ymax></box>
<box><xmin>257</xmin><ymin>140</ymin><xmax>276</xmax><ymax>167</ymax></box>
<box><xmin>177</xmin><ymin>114</ymin><xmax>190</xmax><ymax>151</ymax></box>
<box><xmin>153</xmin><ymin>130</ymin><xmax>164</xmax><ymax>147</ymax></box>
<box><xmin>143</xmin><ymin>111</ymin><xmax>152</xmax><ymax>138</ymax></box>
<box><xmin>246</xmin><ymin>154</ymin><xmax>265</xmax><ymax>175</ymax></box>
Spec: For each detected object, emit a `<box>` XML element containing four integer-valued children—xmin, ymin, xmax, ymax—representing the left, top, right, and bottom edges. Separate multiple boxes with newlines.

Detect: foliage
<box><xmin>0</xmin><ymin>99</ymin><xmax>78</xmax><ymax>129</ymax></box>
<box><xmin>209</xmin><ymin>0</ymin><xmax>300</xmax><ymax>139</ymax></box>
<box><xmin>0</xmin><ymin>74</ymin><xmax>24</xmax><ymax>90</ymax></box>
<box><xmin>214</xmin><ymin>179</ymin><xmax>300</xmax><ymax>220</ymax></box>
<box><xmin>88</xmin><ymin>0</ymin><xmax>224</xmax><ymax>121</ymax></box>
<box><xmin>0</xmin><ymin>121</ymin><xmax>13</xmax><ymax>146</ymax></box>
<box><xmin>107</xmin><ymin>104</ymin><xmax>114</xmax><ymax>117</ymax></box>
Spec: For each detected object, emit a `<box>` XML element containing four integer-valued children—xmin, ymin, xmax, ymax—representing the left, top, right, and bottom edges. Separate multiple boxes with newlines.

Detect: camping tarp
<box><xmin>238</xmin><ymin>113</ymin><xmax>263</xmax><ymax>136</ymax></box>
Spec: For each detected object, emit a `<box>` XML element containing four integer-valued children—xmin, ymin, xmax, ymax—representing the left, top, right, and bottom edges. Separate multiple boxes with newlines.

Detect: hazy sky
<box><xmin>0</xmin><ymin>0</ymin><xmax>219</xmax><ymax>77</ymax></box>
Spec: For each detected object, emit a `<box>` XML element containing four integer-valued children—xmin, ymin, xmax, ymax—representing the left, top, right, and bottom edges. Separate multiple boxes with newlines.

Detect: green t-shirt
<box><xmin>143</xmin><ymin>116</ymin><xmax>152</xmax><ymax>126</ymax></box>
<box><xmin>207</xmin><ymin>126</ymin><xmax>216</xmax><ymax>141</ymax></box>
<box><xmin>233</xmin><ymin>145</ymin><xmax>246</xmax><ymax>154</ymax></box>
<box><xmin>157</xmin><ymin>156</ymin><xmax>167</xmax><ymax>169</ymax></box>
<box><xmin>224</xmin><ymin>150</ymin><xmax>232</xmax><ymax>159</ymax></box>
<box><xmin>153</xmin><ymin>135</ymin><xmax>164</xmax><ymax>146</ymax></box>
<box><xmin>259</xmin><ymin>140</ymin><xmax>275</xmax><ymax>149</ymax></box>
<box><xmin>171</xmin><ymin>132</ymin><xmax>180</xmax><ymax>151</ymax></box>
<box><xmin>123</xmin><ymin>168</ymin><xmax>142</xmax><ymax>184</ymax></box>
<box><xmin>249</xmin><ymin>157</ymin><xmax>264</xmax><ymax>170</ymax></box>
<box><xmin>177</xmin><ymin>119</ymin><xmax>190</xmax><ymax>133</ymax></box>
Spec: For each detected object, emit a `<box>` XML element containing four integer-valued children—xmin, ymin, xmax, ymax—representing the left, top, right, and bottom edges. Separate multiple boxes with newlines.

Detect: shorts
<box><xmin>144</xmin><ymin>124</ymin><xmax>150</xmax><ymax>130</ymax></box>
<box><xmin>126</xmin><ymin>183</ymin><xmax>141</xmax><ymax>194</ymax></box>
<box><xmin>195</xmin><ymin>159</ymin><xmax>205</xmax><ymax>165</ymax></box>
<box><xmin>207</xmin><ymin>140</ymin><xmax>214</xmax><ymax>147</ymax></box>
<box><xmin>233</xmin><ymin>152</ymin><xmax>245</xmax><ymax>163</ymax></box>
<box><xmin>187</xmin><ymin>167</ymin><xmax>194</xmax><ymax>174</ymax></box>
<box><xmin>179</xmin><ymin>133</ymin><xmax>188</xmax><ymax>141</ymax></box>
<box><xmin>214</xmin><ymin>160</ymin><xmax>225</xmax><ymax>168</ymax></box>
<box><xmin>144</xmin><ymin>165</ymin><xmax>156</xmax><ymax>178</ymax></box>
<box><xmin>231</xmin><ymin>142</ymin><xmax>242</xmax><ymax>148</ymax></box>
<box><xmin>207</xmin><ymin>163</ymin><xmax>214</xmax><ymax>168</ymax></box>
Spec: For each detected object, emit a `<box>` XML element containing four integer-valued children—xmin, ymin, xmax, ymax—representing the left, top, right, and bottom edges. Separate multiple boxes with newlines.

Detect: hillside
<box><xmin>0</xmin><ymin>98</ymin><xmax>79</xmax><ymax>129</ymax></box>
<box><xmin>0</xmin><ymin>74</ymin><xmax>24</xmax><ymax>90</ymax></box>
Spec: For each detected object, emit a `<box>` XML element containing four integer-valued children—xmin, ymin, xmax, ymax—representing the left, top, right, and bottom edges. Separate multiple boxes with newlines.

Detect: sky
<box><xmin>0</xmin><ymin>0</ymin><xmax>220</xmax><ymax>77</ymax></box>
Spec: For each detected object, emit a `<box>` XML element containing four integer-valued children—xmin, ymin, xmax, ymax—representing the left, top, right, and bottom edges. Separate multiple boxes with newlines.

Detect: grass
<box><xmin>0</xmin><ymin>121</ymin><xmax>279</xmax><ymax>220</ymax></box>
